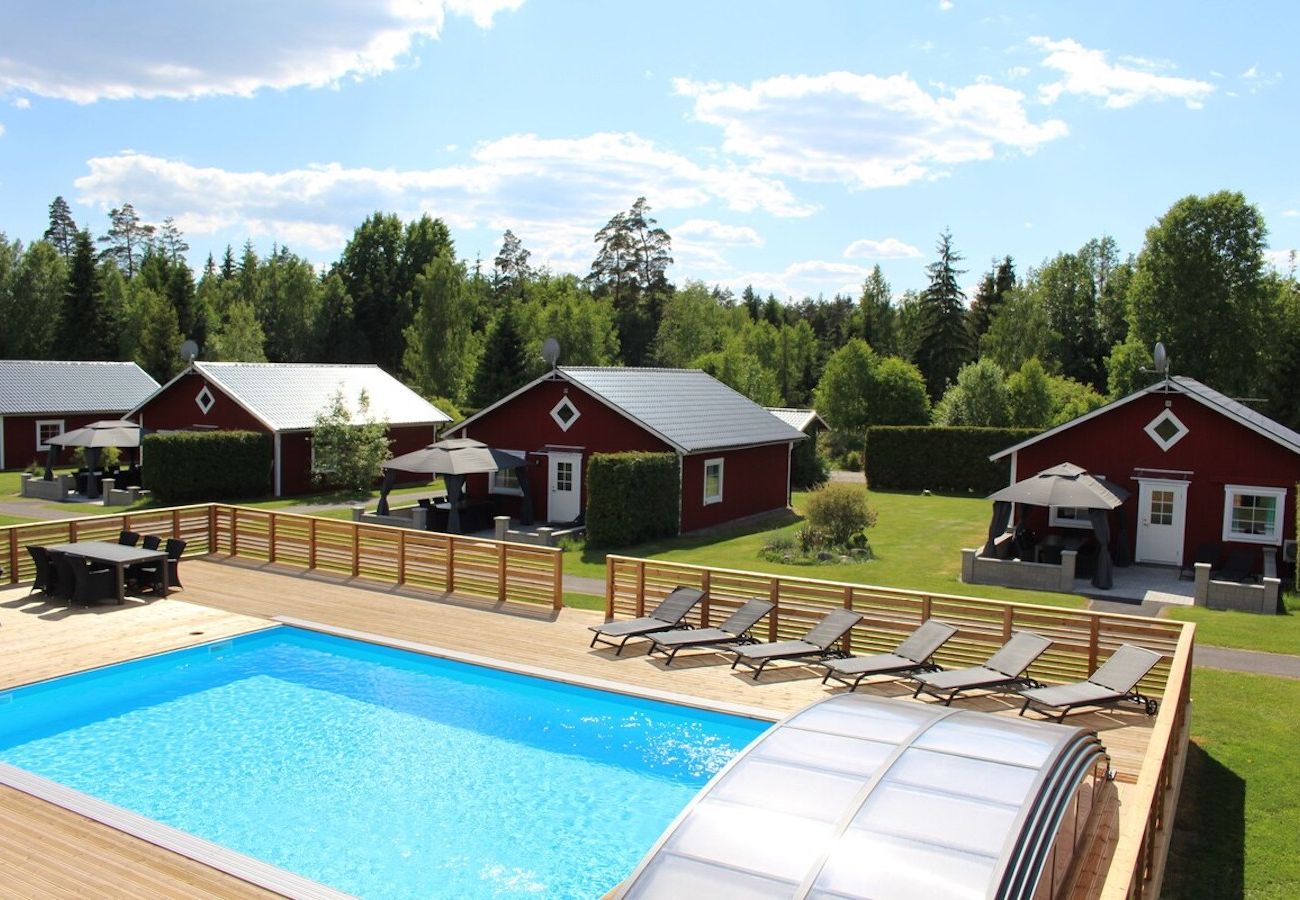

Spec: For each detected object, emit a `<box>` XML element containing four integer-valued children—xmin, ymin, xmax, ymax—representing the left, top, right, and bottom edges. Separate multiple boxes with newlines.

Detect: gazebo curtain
<box><xmin>375</xmin><ymin>469</ymin><xmax>399</xmax><ymax>516</ymax></box>
<box><xmin>1088</xmin><ymin>507</ymin><xmax>1114</xmax><ymax>590</ymax></box>
<box><xmin>515</xmin><ymin>464</ymin><xmax>535</xmax><ymax>526</ymax></box>
<box><xmin>982</xmin><ymin>501</ymin><xmax>1013</xmax><ymax>558</ymax></box>
<box><xmin>445</xmin><ymin>473</ymin><xmax>466</xmax><ymax>533</ymax></box>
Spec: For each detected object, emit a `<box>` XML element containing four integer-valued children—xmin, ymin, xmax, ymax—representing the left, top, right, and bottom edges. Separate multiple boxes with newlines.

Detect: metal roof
<box><xmin>616</xmin><ymin>693</ymin><xmax>1109</xmax><ymax>900</ymax></box>
<box><xmin>990</xmin><ymin>375</ymin><xmax>1300</xmax><ymax>461</ymax></box>
<box><xmin>765</xmin><ymin>407</ymin><xmax>828</xmax><ymax>433</ymax></box>
<box><xmin>559</xmin><ymin>367</ymin><xmax>806</xmax><ymax>453</ymax></box>
<box><xmin>0</xmin><ymin>360</ymin><xmax>159</xmax><ymax>415</ymax></box>
<box><xmin>140</xmin><ymin>362</ymin><xmax>450</xmax><ymax>431</ymax></box>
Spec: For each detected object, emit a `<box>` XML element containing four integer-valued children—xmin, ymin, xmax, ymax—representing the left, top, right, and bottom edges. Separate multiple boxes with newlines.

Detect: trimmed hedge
<box><xmin>143</xmin><ymin>431</ymin><xmax>273</xmax><ymax>502</ymax></box>
<box><xmin>864</xmin><ymin>426</ymin><xmax>1038</xmax><ymax>494</ymax></box>
<box><xmin>585</xmin><ymin>451</ymin><xmax>680</xmax><ymax>547</ymax></box>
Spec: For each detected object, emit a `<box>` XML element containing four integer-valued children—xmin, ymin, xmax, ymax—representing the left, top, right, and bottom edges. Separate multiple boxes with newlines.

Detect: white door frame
<box><xmin>547</xmin><ymin>451</ymin><xmax>582</xmax><ymax>523</ymax></box>
<box><xmin>1135</xmin><ymin>478</ymin><xmax>1189</xmax><ymax>565</ymax></box>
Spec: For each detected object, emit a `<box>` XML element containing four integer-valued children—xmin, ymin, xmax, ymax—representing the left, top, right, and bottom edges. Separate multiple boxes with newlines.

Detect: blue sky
<box><xmin>0</xmin><ymin>0</ymin><xmax>1293</xmax><ymax>300</ymax></box>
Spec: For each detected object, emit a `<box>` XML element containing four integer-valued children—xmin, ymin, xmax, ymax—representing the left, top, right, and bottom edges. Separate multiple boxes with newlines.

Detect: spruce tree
<box><xmin>471</xmin><ymin>299</ymin><xmax>530</xmax><ymax>407</ymax></box>
<box><xmin>914</xmin><ymin>229</ymin><xmax>973</xmax><ymax>400</ymax></box>
<box><xmin>60</xmin><ymin>230</ymin><xmax>111</xmax><ymax>358</ymax></box>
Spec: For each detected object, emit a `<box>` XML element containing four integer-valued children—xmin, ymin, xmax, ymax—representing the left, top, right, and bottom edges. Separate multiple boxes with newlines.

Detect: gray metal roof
<box><xmin>0</xmin><ymin>360</ymin><xmax>159</xmax><ymax>415</ymax></box>
<box><xmin>184</xmin><ymin>362</ymin><xmax>450</xmax><ymax>431</ymax></box>
<box><xmin>617</xmin><ymin>693</ymin><xmax>1109</xmax><ymax>900</ymax></box>
<box><xmin>560</xmin><ymin>367</ymin><xmax>806</xmax><ymax>453</ymax></box>
<box><xmin>766</xmin><ymin>407</ymin><xmax>828</xmax><ymax>433</ymax></box>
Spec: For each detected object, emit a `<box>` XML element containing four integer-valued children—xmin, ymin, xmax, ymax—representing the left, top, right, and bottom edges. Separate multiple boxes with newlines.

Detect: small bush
<box><xmin>143</xmin><ymin>431</ymin><xmax>272</xmax><ymax>502</ymax></box>
<box><xmin>805</xmin><ymin>482</ymin><xmax>876</xmax><ymax>546</ymax></box>
<box><xmin>585</xmin><ymin>452</ymin><xmax>679</xmax><ymax>547</ymax></box>
<box><xmin>842</xmin><ymin>450</ymin><xmax>862</xmax><ymax>472</ymax></box>
<box><xmin>73</xmin><ymin>446</ymin><xmax>122</xmax><ymax>469</ymax></box>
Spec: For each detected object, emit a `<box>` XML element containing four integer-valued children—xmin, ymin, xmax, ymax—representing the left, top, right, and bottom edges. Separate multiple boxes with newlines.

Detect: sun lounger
<box><xmin>820</xmin><ymin>619</ymin><xmax>959</xmax><ymax>691</ymax></box>
<box><xmin>646</xmin><ymin>599</ymin><xmax>775</xmax><ymax>665</ymax></box>
<box><xmin>588</xmin><ymin>586</ymin><xmax>705</xmax><ymax>654</ymax></box>
<box><xmin>1018</xmin><ymin>644</ymin><xmax>1162</xmax><ymax>721</ymax></box>
<box><xmin>911</xmin><ymin>631</ymin><xmax>1052</xmax><ymax>705</ymax></box>
<box><xmin>730</xmin><ymin>609</ymin><xmax>863</xmax><ymax>680</ymax></box>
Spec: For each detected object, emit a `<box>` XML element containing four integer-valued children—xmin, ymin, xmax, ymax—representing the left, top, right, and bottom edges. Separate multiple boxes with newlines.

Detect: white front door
<box><xmin>548</xmin><ymin>452</ymin><xmax>582</xmax><ymax>523</ymax></box>
<box><xmin>1135</xmin><ymin>479</ymin><xmax>1189</xmax><ymax>565</ymax></box>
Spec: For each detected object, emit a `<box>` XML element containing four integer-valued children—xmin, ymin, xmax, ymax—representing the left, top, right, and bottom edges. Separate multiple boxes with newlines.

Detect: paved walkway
<box><xmin>1194</xmin><ymin>645</ymin><xmax>1300</xmax><ymax>679</ymax></box>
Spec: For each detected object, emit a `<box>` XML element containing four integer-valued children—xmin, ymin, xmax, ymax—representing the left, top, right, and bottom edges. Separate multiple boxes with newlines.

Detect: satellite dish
<box><xmin>541</xmin><ymin>336</ymin><xmax>561</xmax><ymax>369</ymax></box>
<box><xmin>1153</xmin><ymin>341</ymin><xmax>1168</xmax><ymax>375</ymax></box>
<box><xmin>180</xmin><ymin>339</ymin><xmax>199</xmax><ymax>363</ymax></box>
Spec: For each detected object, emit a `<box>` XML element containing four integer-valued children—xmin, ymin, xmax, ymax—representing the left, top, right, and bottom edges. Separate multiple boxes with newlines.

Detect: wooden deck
<box><xmin>0</xmin><ymin>556</ymin><xmax>1159</xmax><ymax>897</ymax></box>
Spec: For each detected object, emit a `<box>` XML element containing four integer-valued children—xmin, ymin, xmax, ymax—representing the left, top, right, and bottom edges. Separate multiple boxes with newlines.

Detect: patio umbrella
<box><xmin>987</xmin><ymin>462</ymin><xmax>1129</xmax><ymax>509</ymax></box>
<box><xmin>46</xmin><ymin>420</ymin><xmax>142</xmax><ymax>499</ymax></box>
<box><xmin>378</xmin><ymin>439</ymin><xmax>529</xmax><ymax>529</ymax></box>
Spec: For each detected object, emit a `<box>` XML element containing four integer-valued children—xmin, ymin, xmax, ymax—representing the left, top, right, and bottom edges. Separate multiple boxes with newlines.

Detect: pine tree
<box><xmin>914</xmin><ymin>229</ymin><xmax>972</xmax><ymax>400</ymax></box>
<box><xmin>585</xmin><ymin>197</ymin><xmax>673</xmax><ymax>366</ymax></box>
<box><xmin>471</xmin><ymin>299</ymin><xmax>530</xmax><ymax>407</ymax></box>
<box><xmin>60</xmin><ymin>230</ymin><xmax>114</xmax><ymax>358</ymax></box>
<box><xmin>156</xmin><ymin>216</ymin><xmax>190</xmax><ymax>264</ymax></box>
<box><xmin>97</xmin><ymin>203</ymin><xmax>155</xmax><ymax>279</ymax></box>
<box><xmin>44</xmin><ymin>196</ymin><xmax>79</xmax><ymax>258</ymax></box>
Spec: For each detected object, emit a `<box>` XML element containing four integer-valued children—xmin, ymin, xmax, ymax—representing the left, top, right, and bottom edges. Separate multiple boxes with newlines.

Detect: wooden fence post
<box><xmin>351</xmin><ymin>522</ymin><xmax>360</xmax><ymax>578</ymax></box>
<box><xmin>231</xmin><ymin>509</ymin><xmax>240</xmax><ymax>557</ymax></box>
<box><xmin>6</xmin><ymin>530</ymin><xmax>16</xmax><ymax>585</ymax></box>
<box><xmin>308</xmin><ymin>518</ymin><xmax>317</xmax><ymax>570</ymax></box>
<box><xmin>635</xmin><ymin>561</ymin><xmax>646</xmax><ymax>616</ymax></box>
<box><xmin>700</xmin><ymin>570</ymin><xmax>712</xmax><ymax>626</ymax></box>
<box><xmin>1002</xmin><ymin>604</ymin><xmax>1014</xmax><ymax>640</ymax></box>
<box><xmin>1088</xmin><ymin>616</ymin><xmax>1101</xmax><ymax>673</ymax></box>
<box><xmin>171</xmin><ymin>508</ymin><xmax>180</xmax><ymax>538</ymax></box>
<box><xmin>397</xmin><ymin>530</ymin><xmax>406</xmax><ymax>586</ymax></box>
<box><xmin>446</xmin><ymin>535</ymin><xmax>456</xmax><ymax>594</ymax></box>
<box><xmin>207</xmin><ymin>505</ymin><xmax>216</xmax><ymax>553</ymax></box>
<box><xmin>768</xmin><ymin>577</ymin><xmax>780</xmax><ymax>641</ymax></box>
<box><xmin>497</xmin><ymin>543</ymin><xmax>508</xmax><ymax>603</ymax></box>
<box><xmin>604</xmin><ymin>557</ymin><xmax>615</xmax><ymax>620</ymax></box>
<box><xmin>553</xmin><ymin>548</ymin><xmax>563</xmax><ymax>611</ymax></box>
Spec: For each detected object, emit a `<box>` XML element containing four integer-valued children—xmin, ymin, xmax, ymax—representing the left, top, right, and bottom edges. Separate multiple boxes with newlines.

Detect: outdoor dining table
<box><xmin>43</xmin><ymin>541</ymin><xmax>169</xmax><ymax>604</ymax></box>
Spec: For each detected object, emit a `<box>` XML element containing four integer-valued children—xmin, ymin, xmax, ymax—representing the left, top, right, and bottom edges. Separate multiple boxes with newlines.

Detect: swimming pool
<box><xmin>0</xmin><ymin>626</ymin><xmax>769</xmax><ymax>898</ymax></box>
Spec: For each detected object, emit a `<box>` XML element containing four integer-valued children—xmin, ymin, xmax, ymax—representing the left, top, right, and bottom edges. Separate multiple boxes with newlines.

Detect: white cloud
<box><xmin>1240</xmin><ymin>65</ymin><xmax>1281</xmax><ymax>92</ymax></box>
<box><xmin>1283</xmin><ymin>209</ymin><xmax>1299</xmax><ymax>218</ymax></box>
<box><xmin>674</xmin><ymin>219</ymin><xmax>763</xmax><ymax>246</ymax></box>
<box><xmin>0</xmin><ymin>122</ymin><xmax>5</xmax><ymax>138</ymax></box>
<box><xmin>722</xmin><ymin>259</ymin><xmax>875</xmax><ymax>300</ymax></box>
<box><xmin>0</xmin><ymin>0</ymin><xmax>523</xmax><ymax>103</ymax></box>
<box><xmin>72</xmin><ymin>134</ymin><xmax>808</xmax><ymax>268</ymax></box>
<box><xmin>843</xmin><ymin>237</ymin><xmax>921</xmax><ymax>259</ymax></box>
<box><xmin>939</xmin><ymin>0</ymin><xmax>954</xmax><ymax>10</ymax></box>
<box><xmin>674</xmin><ymin>71</ymin><xmax>1067</xmax><ymax>190</ymax></box>
<box><xmin>1265</xmin><ymin>248</ymin><xmax>1297</xmax><ymax>272</ymax></box>
<box><xmin>1031</xmin><ymin>36</ymin><xmax>1214</xmax><ymax>109</ymax></box>
<box><xmin>11</xmin><ymin>97</ymin><xmax>30</xmax><ymax>109</ymax></box>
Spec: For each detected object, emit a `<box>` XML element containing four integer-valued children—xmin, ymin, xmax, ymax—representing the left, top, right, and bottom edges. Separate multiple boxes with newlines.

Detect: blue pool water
<box><xmin>0</xmin><ymin>626</ymin><xmax>767</xmax><ymax>898</ymax></box>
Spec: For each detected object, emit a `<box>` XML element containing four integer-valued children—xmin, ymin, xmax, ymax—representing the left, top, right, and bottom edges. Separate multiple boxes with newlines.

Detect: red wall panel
<box><xmin>1012</xmin><ymin>390</ymin><xmax>1300</xmax><ymax>567</ymax></box>
<box><xmin>681</xmin><ymin>443</ymin><xmax>793</xmax><ymax>532</ymax></box>
<box><xmin>3</xmin><ymin>413</ymin><xmax>131</xmax><ymax>469</ymax></box>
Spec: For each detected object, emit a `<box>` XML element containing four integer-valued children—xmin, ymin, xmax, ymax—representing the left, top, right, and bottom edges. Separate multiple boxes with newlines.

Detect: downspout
<box><xmin>786</xmin><ymin>440</ymin><xmax>794</xmax><ymax>508</ymax></box>
<box><xmin>274</xmin><ymin>433</ymin><xmax>282</xmax><ymax>497</ymax></box>
<box><xmin>677</xmin><ymin>451</ymin><xmax>684</xmax><ymax>534</ymax></box>
<box><xmin>0</xmin><ymin>415</ymin><xmax>5</xmax><ymax>470</ymax></box>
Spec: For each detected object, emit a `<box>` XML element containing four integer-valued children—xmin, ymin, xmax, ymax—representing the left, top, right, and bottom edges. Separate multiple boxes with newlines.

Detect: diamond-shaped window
<box><xmin>550</xmin><ymin>395</ymin><xmax>580</xmax><ymax>432</ymax></box>
<box><xmin>1144</xmin><ymin>408</ymin><xmax>1188</xmax><ymax>451</ymax></box>
<box><xmin>195</xmin><ymin>385</ymin><xmax>215</xmax><ymax>415</ymax></box>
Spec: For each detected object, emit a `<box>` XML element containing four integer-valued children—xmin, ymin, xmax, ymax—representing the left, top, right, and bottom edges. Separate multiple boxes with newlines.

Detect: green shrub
<box><xmin>143</xmin><ymin>431</ymin><xmax>272</xmax><ymax>502</ymax></box>
<box><xmin>585</xmin><ymin>452</ymin><xmax>679</xmax><ymax>547</ymax></box>
<box><xmin>804</xmin><ymin>482</ymin><xmax>876</xmax><ymax>546</ymax></box>
<box><xmin>73</xmin><ymin>446</ymin><xmax>122</xmax><ymax>469</ymax></box>
<box><xmin>843</xmin><ymin>449</ymin><xmax>862</xmax><ymax>472</ymax></box>
<box><xmin>790</xmin><ymin>435</ymin><xmax>830</xmax><ymax>489</ymax></box>
<box><xmin>864</xmin><ymin>425</ymin><xmax>1036</xmax><ymax>494</ymax></box>
<box><xmin>311</xmin><ymin>389</ymin><xmax>391</xmax><ymax>492</ymax></box>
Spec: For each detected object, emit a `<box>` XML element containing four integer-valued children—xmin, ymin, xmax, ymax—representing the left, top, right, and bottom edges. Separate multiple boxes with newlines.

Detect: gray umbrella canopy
<box><xmin>47</xmin><ymin>420</ymin><xmax>142</xmax><ymax>448</ymax></box>
<box><xmin>383</xmin><ymin>438</ymin><xmax>525</xmax><ymax>476</ymax></box>
<box><xmin>987</xmin><ymin>462</ymin><xmax>1130</xmax><ymax>510</ymax></box>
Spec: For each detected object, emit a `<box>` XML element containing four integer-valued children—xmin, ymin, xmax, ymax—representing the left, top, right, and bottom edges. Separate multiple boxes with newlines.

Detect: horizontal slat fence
<box><xmin>606</xmin><ymin>554</ymin><xmax>1194</xmax><ymax>898</ymax></box>
<box><xmin>3</xmin><ymin>504</ymin><xmax>562</xmax><ymax>609</ymax></box>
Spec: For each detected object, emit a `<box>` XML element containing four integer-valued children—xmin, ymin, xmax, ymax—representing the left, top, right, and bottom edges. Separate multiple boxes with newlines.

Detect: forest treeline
<box><xmin>1</xmin><ymin>190</ymin><xmax>1297</xmax><ymax>442</ymax></box>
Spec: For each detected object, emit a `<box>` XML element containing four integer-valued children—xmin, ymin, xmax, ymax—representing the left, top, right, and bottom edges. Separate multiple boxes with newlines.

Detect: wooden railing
<box><xmin>3</xmin><ymin>504</ymin><xmax>564</xmax><ymax>609</ymax></box>
<box><xmin>606</xmin><ymin>555</ymin><xmax>1195</xmax><ymax>897</ymax></box>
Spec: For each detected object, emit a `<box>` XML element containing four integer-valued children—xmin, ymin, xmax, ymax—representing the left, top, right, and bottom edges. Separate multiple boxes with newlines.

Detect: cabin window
<box><xmin>1049</xmin><ymin>506</ymin><xmax>1093</xmax><ymax>530</ymax></box>
<box><xmin>490</xmin><ymin>451</ymin><xmax>525</xmax><ymax>495</ymax></box>
<box><xmin>36</xmin><ymin>419</ymin><xmax>65</xmax><ymax>451</ymax></box>
<box><xmin>1143</xmin><ymin>408</ymin><xmax>1188</xmax><ymax>451</ymax></box>
<box><xmin>703</xmin><ymin>458</ymin><xmax>724</xmax><ymax>505</ymax></box>
<box><xmin>550</xmin><ymin>396</ymin><xmax>581</xmax><ymax>432</ymax></box>
<box><xmin>195</xmin><ymin>384</ymin><xmax>216</xmax><ymax>415</ymax></box>
<box><xmin>1222</xmin><ymin>485</ymin><xmax>1286</xmax><ymax>545</ymax></box>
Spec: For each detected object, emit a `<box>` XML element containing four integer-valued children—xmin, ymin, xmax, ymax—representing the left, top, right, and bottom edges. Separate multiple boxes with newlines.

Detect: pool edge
<box><xmin>272</xmin><ymin>614</ymin><xmax>785</xmax><ymax>725</ymax></box>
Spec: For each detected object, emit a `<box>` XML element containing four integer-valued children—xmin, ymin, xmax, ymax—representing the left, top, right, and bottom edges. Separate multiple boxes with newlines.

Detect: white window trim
<box><xmin>550</xmin><ymin>395</ymin><xmax>581</xmax><ymax>432</ymax></box>
<box><xmin>1049</xmin><ymin>507</ymin><xmax>1094</xmax><ymax>530</ymax></box>
<box><xmin>195</xmin><ymin>384</ymin><xmax>215</xmax><ymax>415</ymax></box>
<box><xmin>309</xmin><ymin>439</ymin><xmax>335</xmax><ymax>475</ymax></box>
<box><xmin>489</xmin><ymin>449</ymin><xmax>525</xmax><ymax>496</ymax></box>
<box><xmin>703</xmin><ymin>457</ymin><xmax>724</xmax><ymax>505</ymax></box>
<box><xmin>1144</xmin><ymin>408</ymin><xmax>1188</xmax><ymax>451</ymax></box>
<box><xmin>1222</xmin><ymin>484</ymin><xmax>1287</xmax><ymax>546</ymax></box>
<box><xmin>35</xmin><ymin>419</ymin><xmax>65</xmax><ymax>451</ymax></box>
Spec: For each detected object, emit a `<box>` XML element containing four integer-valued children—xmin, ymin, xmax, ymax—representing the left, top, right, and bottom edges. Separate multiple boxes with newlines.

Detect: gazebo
<box><xmin>378</xmin><ymin>438</ymin><xmax>531</xmax><ymax>533</ymax></box>
<box><xmin>984</xmin><ymin>462</ymin><xmax>1130</xmax><ymax>590</ymax></box>
<box><xmin>45</xmin><ymin>420</ymin><xmax>142</xmax><ymax>500</ymax></box>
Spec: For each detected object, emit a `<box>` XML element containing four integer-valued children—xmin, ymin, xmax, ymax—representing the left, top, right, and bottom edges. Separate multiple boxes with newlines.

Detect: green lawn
<box><xmin>563</xmin><ymin>488</ymin><xmax>1089</xmax><ymax>609</ymax></box>
<box><xmin>1163</xmin><ymin>669</ymin><xmax>1300</xmax><ymax>899</ymax></box>
<box><xmin>1164</xmin><ymin>593</ymin><xmax>1300</xmax><ymax>656</ymax></box>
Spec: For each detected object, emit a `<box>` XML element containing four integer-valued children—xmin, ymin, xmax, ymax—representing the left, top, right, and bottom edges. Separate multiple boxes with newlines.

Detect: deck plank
<box><xmin>0</xmin><ymin>556</ymin><xmax>1158</xmax><ymax>897</ymax></box>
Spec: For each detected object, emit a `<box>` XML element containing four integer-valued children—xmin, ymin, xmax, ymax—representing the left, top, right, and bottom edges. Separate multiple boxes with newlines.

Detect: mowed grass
<box><xmin>1163</xmin><ymin>669</ymin><xmax>1300</xmax><ymax>899</ymax></box>
<box><xmin>1164</xmin><ymin>593</ymin><xmax>1300</xmax><ymax>656</ymax></box>
<box><xmin>565</xmin><ymin>488</ymin><xmax>1089</xmax><ymax>609</ymax></box>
